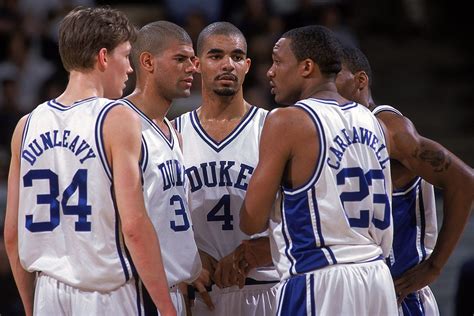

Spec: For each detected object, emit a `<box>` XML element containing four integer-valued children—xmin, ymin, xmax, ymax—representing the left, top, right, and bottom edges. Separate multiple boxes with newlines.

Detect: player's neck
<box><xmin>301</xmin><ymin>81</ymin><xmax>347</xmax><ymax>104</ymax></box>
<box><xmin>199</xmin><ymin>89</ymin><xmax>249</xmax><ymax>121</ymax></box>
<box><xmin>56</xmin><ymin>71</ymin><xmax>103</xmax><ymax>106</ymax></box>
<box><xmin>127</xmin><ymin>88</ymin><xmax>171</xmax><ymax>122</ymax></box>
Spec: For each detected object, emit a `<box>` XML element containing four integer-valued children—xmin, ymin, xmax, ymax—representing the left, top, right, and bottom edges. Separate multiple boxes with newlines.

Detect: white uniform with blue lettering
<box><xmin>121</xmin><ymin>99</ymin><xmax>201</xmax><ymax>316</ymax></box>
<box><xmin>374</xmin><ymin>105</ymin><xmax>439</xmax><ymax>316</ymax></box>
<box><xmin>19</xmin><ymin>97</ymin><xmax>143</xmax><ymax>315</ymax></box>
<box><xmin>176</xmin><ymin>105</ymin><xmax>279</xmax><ymax>316</ymax></box>
<box><xmin>270</xmin><ymin>98</ymin><xmax>398</xmax><ymax>316</ymax></box>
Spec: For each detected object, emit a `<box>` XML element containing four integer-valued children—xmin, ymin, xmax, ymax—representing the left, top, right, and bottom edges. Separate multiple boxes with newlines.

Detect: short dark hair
<box><xmin>59</xmin><ymin>6</ymin><xmax>136</xmax><ymax>72</ymax></box>
<box><xmin>340</xmin><ymin>45</ymin><xmax>373</xmax><ymax>86</ymax></box>
<box><xmin>282</xmin><ymin>25</ymin><xmax>342</xmax><ymax>76</ymax></box>
<box><xmin>131</xmin><ymin>20</ymin><xmax>192</xmax><ymax>72</ymax></box>
<box><xmin>196</xmin><ymin>22</ymin><xmax>247</xmax><ymax>56</ymax></box>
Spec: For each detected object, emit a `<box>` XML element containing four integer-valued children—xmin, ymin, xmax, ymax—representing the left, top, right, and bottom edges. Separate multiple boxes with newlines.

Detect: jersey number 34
<box><xmin>23</xmin><ymin>169</ymin><xmax>91</xmax><ymax>232</ymax></box>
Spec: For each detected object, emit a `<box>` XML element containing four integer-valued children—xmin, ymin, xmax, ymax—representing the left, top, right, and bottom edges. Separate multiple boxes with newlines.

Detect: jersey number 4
<box><xmin>23</xmin><ymin>169</ymin><xmax>91</xmax><ymax>232</ymax></box>
<box><xmin>207</xmin><ymin>194</ymin><xmax>233</xmax><ymax>230</ymax></box>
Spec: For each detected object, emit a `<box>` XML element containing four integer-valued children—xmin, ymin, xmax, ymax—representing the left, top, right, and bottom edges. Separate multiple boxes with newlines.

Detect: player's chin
<box><xmin>174</xmin><ymin>89</ymin><xmax>191</xmax><ymax>99</ymax></box>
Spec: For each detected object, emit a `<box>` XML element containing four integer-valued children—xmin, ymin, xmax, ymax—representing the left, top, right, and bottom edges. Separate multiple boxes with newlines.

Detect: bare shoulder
<box><xmin>266</xmin><ymin>106</ymin><xmax>315</xmax><ymax>133</ymax></box>
<box><xmin>376</xmin><ymin>111</ymin><xmax>418</xmax><ymax>137</ymax></box>
<box><xmin>103</xmin><ymin>104</ymin><xmax>142</xmax><ymax>149</ymax></box>
<box><xmin>11</xmin><ymin>114</ymin><xmax>30</xmax><ymax>154</ymax></box>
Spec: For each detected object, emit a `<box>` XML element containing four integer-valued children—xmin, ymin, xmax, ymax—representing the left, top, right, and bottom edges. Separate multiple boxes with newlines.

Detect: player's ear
<box><xmin>97</xmin><ymin>48</ymin><xmax>108</xmax><ymax>71</ymax></box>
<box><xmin>301</xmin><ymin>59</ymin><xmax>315</xmax><ymax>77</ymax></box>
<box><xmin>140</xmin><ymin>52</ymin><xmax>154</xmax><ymax>73</ymax></box>
<box><xmin>355</xmin><ymin>71</ymin><xmax>369</xmax><ymax>90</ymax></box>
<box><xmin>195</xmin><ymin>57</ymin><xmax>201</xmax><ymax>74</ymax></box>
<box><xmin>244</xmin><ymin>57</ymin><xmax>251</xmax><ymax>74</ymax></box>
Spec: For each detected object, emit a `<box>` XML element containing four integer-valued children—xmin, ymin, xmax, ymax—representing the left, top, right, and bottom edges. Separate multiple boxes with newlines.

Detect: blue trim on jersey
<box><xmin>175</xmin><ymin>115</ymin><xmax>182</xmax><ymax>133</ymax></box>
<box><xmin>140</xmin><ymin>135</ymin><xmax>149</xmax><ymax>174</ymax></box>
<box><xmin>135</xmin><ymin>278</ymin><xmax>143</xmax><ymax>316</ymax></box>
<box><xmin>309</xmin><ymin>274</ymin><xmax>315</xmax><ymax>316</ymax></box>
<box><xmin>20</xmin><ymin>113</ymin><xmax>33</xmax><ymax>157</ymax></box>
<box><xmin>340</xmin><ymin>102</ymin><xmax>358</xmax><ymax>110</ymax></box>
<box><xmin>111</xmin><ymin>185</ymin><xmax>131</xmax><ymax>282</ymax></box>
<box><xmin>282</xmin><ymin>188</ymin><xmax>337</xmax><ymax>276</ymax></box>
<box><xmin>94</xmin><ymin>101</ymin><xmax>117</xmax><ymax>182</ymax></box>
<box><xmin>279</xmin><ymin>192</ymin><xmax>296</xmax><ymax>275</ymax></box>
<box><xmin>419</xmin><ymin>187</ymin><xmax>427</xmax><ymax>261</ymax></box>
<box><xmin>276</xmin><ymin>280</ymin><xmax>289</xmax><ymax>316</ymax></box>
<box><xmin>401</xmin><ymin>291</ymin><xmax>425</xmax><ymax>316</ymax></box>
<box><xmin>121</xmin><ymin>99</ymin><xmax>174</xmax><ymax>149</ymax></box>
<box><xmin>308</xmin><ymin>97</ymin><xmax>356</xmax><ymax>108</ymax></box>
<box><xmin>372</xmin><ymin>105</ymin><xmax>403</xmax><ymax>117</ymax></box>
<box><xmin>47</xmin><ymin>97</ymin><xmax>99</xmax><ymax>111</ymax></box>
<box><xmin>312</xmin><ymin>188</ymin><xmax>337</xmax><ymax>264</ymax></box>
<box><xmin>190</xmin><ymin>105</ymin><xmax>258</xmax><ymax>153</ymax></box>
<box><xmin>389</xmin><ymin>177</ymin><xmax>428</xmax><ymax>278</ymax></box>
<box><xmin>279</xmin><ymin>274</ymin><xmax>309</xmax><ymax>316</ymax></box>
<box><xmin>283</xmin><ymin>102</ymin><xmax>326</xmax><ymax>196</ymax></box>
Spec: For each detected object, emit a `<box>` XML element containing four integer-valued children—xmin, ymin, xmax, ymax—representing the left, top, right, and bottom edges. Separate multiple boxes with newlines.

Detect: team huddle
<box><xmin>4</xmin><ymin>6</ymin><xmax>474</xmax><ymax>316</ymax></box>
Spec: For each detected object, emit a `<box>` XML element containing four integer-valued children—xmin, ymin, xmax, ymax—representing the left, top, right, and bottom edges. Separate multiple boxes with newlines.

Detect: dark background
<box><xmin>1</xmin><ymin>0</ymin><xmax>472</xmax><ymax>315</ymax></box>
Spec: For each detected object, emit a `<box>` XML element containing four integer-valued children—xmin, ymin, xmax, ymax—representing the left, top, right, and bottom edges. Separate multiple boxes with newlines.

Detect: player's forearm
<box><xmin>240</xmin><ymin>202</ymin><xmax>269</xmax><ymax>235</ymax></box>
<box><xmin>5</xmin><ymin>245</ymin><xmax>35</xmax><ymax>316</ymax></box>
<box><xmin>122</xmin><ymin>217</ymin><xmax>175</xmax><ymax>314</ymax></box>
<box><xmin>428</xmin><ymin>186</ymin><xmax>473</xmax><ymax>272</ymax></box>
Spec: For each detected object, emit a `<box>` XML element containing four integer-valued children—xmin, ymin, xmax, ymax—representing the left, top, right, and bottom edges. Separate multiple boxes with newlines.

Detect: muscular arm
<box><xmin>378</xmin><ymin>111</ymin><xmax>474</xmax><ymax>299</ymax></box>
<box><xmin>4</xmin><ymin>115</ymin><xmax>35</xmax><ymax>316</ymax></box>
<box><xmin>104</xmin><ymin>106</ymin><xmax>175</xmax><ymax>316</ymax></box>
<box><xmin>240</xmin><ymin>108</ymin><xmax>294</xmax><ymax>235</ymax></box>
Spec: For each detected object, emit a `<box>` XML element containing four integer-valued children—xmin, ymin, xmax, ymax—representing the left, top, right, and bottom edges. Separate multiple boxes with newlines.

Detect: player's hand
<box><xmin>393</xmin><ymin>259</ymin><xmax>441</xmax><ymax>304</ymax></box>
<box><xmin>192</xmin><ymin>251</ymin><xmax>216</xmax><ymax>311</ymax></box>
<box><xmin>179</xmin><ymin>283</ymin><xmax>192</xmax><ymax>316</ymax></box>
<box><xmin>233</xmin><ymin>238</ymin><xmax>273</xmax><ymax>278</ymax></box>
<box><xmin>192</xmin><ymin>269</ymin><xmax>215</xmax><ymax>311</ymax></box>
<box><xmin>214</xmin><ymin>251</ymin><xmax>245</xmax><ymax>288</ymax></box>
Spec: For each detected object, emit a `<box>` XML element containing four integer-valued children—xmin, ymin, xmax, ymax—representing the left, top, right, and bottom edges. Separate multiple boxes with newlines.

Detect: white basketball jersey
<box><xmin>19</xmin><ymin>97</ymin><xmax>134</xmax><ymax>292</ymax></box>
<box><xmin>373</xmin><ymin>105</ymin><xmax>437</xmax><ymax>279</ymax></box>
<box><xmin>121</xmin><ymin>99</ymin><xmax>201</xmax><ymax>287</ymax></box>
<box><xmin>270</xmin><ymin>98</ymin><xmax>393</xmax><ymax>281</ymax></box>
<box><xmin>176</xmin><ymin>106</ymin><xmax>279</xmax><ymax>281</ymax></box>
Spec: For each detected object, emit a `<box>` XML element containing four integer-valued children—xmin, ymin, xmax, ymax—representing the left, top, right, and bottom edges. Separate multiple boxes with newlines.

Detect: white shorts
<box><xmin>192</xmin><ymin>281</ymin><xmax>278</xmax><ymax>316</ymax></box>
<box><xmin>276</xmin><ymin>260</ymin><xmax>398</xmax><ymax>316</ymax></box>
<box><xmin>399</xmin><ymin>286</ymin><xmax>439</xmax><ymax>316</ymax></box>
<box><xmin>138</xmin><ymin>281</ymin><xmax>186</xmax><ymax>316</ymax></box>
<box><xmin>34</xmin><ymin>273</ymin><xmax>141</xmax><ymax>316</ymax></box>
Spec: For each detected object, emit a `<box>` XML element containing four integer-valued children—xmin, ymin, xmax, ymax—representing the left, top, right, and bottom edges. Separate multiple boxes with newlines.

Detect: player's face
<box><xmin>104</xmin><ymin>41</ymin><xmax>133</xmax><ymax>99</ymax></box>
<box><xmin>267</xmin><ymin>38</ymin><xmax>301</xmax><ymax>105</ymax></box>
<box><xmin>153</xmin><ymin>40</ymin><xmax>196</xmax><ymax>100</ymax></box>
<box><xmin>335</xmin><ymin>63</ymin><xmax>358</xmax><ymax>101</ymax></box>
<box><xmin>197</xmin><ymin>34</ymin><xmax>250</xmax><ymax>97</ymax></box>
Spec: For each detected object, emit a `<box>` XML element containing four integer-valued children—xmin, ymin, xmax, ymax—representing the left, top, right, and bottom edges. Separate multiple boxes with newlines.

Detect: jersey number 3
<box><xmin>23</xmin><ymin>169</ymin><xmax>91</xmax><ymax>232</ymax></box>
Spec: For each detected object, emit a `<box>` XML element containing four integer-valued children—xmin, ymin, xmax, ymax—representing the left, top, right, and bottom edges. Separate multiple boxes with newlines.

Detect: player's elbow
<box><xmin>3</xmin><ymin>225</ymin><xmax>18</xmax><ymax>258</ymax></box>
<box><xmin>121</xmin><ymin>214</ymin><xmax>150</xmax><ymax>243</ymax></box>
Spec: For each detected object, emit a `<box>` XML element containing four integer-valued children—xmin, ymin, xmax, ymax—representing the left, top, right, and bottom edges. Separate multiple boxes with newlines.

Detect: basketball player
<box><xmin>335</xmin><ymin>45</ymin><xmax>474</xmax><ymax>315</ymax></box>
<box><xmin>3</xmin><ymin>7</ymin><xmax>175</xmax><ymax>316</ymax></box>
<box><xmin>174</xmin><ymin>22</ymin><xmax>279</xmax><ymax>315</ymax></box>
<box><xmin>118</xmin><ymin>21</ymin><xmax>201</xmax><ymax>316</ymax></box>
<box><xmin>240</xmin><ymin>25</ymin><xmax>398</xmax><ymax>315</ymax></box>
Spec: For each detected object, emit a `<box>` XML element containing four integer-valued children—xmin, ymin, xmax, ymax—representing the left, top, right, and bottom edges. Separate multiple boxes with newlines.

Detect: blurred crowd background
<box><xmin>0</xmin><ymin>0</ymin><xmax>472</xmax><ymax>315</ymax></box>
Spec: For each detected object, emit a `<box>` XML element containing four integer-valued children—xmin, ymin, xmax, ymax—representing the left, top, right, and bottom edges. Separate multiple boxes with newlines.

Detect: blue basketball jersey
<box><xmin>373</xmin><ymin>105</ymin><xmax>437</xmax><ymax>279</ymax></box>
<box><xmin>270</xmin><ymin>98</ymin><xmax>393</xmax><ymax>280</ymax></box>
<box><xmin>18</xmin><ymin>97</ymin><xmax>135</xmax><ymax>291</ymax></box>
